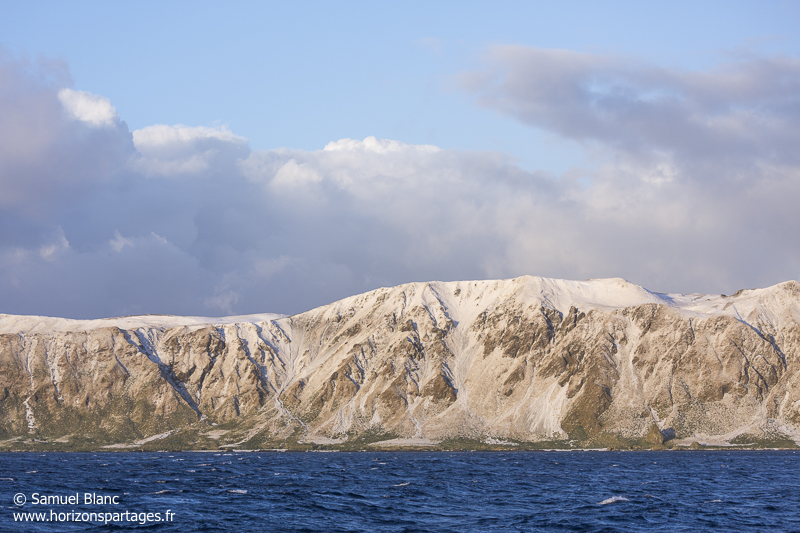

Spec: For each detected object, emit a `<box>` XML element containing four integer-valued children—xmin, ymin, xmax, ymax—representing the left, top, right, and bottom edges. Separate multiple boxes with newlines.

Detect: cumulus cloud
<box><xmin>0</xmin><ymin>54</ymin><xmax>133</xmax><ymax>220</ymax></box>
<box><xmin>57</xmin><ymin>88</ymin><xmax>119</xmax><ymax>127</ymax></box>
<box><xmin>1</xmin><ymin>49</ymin><xmax>800</xmax><ymax>319</ymax></box>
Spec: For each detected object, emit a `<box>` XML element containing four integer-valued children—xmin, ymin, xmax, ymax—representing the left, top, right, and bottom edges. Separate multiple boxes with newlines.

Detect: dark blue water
<box><xmin>1</xmin><ymin>451</ymin><xmax>798</xmax><ymax>532</ymax></box>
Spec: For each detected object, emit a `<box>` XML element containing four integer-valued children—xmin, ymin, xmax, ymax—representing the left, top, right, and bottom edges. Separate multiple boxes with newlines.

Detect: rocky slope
<box><xmin>2</xmin><ymin>276</ymin><xmax>800</xmax><ymax>450</ymax></box>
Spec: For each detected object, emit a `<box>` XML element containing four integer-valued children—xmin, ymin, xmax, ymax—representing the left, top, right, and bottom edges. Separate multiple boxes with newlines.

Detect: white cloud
<box><xmin>132</xmin><ymin>124</ymin><xmax>246</xmax><ymax>151</ymax></box>
<box><xmin>323</xmin><ymin>135</ymin><xmax>440</xmax><ymax>154</ymax></box>
<box><xmin>57</xmin><ymin>88</ymin><xmax>118</xmax><ymax>127</ymax></box>
<box><xmin>131</xmin><ymin>124</ymin><xmax>248</xmax><ymax>176</ymax></box>
<box><xmin>271</xmin><ymin>159</ymin><xmax>323</xmax><ymax>187</ymax></box>
<box><xmin>244</xmin><ymin>136</ymin><xmax>453</xmax><ymax>195</ymax></box>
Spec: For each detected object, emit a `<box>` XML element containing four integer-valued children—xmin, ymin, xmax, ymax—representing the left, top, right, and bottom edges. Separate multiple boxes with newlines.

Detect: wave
<box><xmin>598</xmin><ymin>496</ymin><xmax>629</xmax><ymax>505</ymax></box>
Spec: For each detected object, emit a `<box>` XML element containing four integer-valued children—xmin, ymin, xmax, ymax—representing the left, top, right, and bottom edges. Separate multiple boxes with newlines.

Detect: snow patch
<box><xmin>0</xmin><ymin>313</ymin><xmax>284</xmax><ymax>335</ymax></box>
<box><xmin>23</xmin><ymin>399</ymin><xmax>36</xmax><ymax>431</ymax></box>
<box><xmin>371</xmin><ymin>437</ymin><xmax>437</xmax><ymax>447</ymax></box>
<box><xmin>485</xmin><ymin>437</ymin><xmax>519</xmax><ymax>446</ymax></box>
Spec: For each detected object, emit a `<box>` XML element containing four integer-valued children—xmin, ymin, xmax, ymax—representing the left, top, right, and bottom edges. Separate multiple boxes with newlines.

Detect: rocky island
<box><xmin>2</xmin><ymin>276</ymin><xmax>799</xmax><ymax>451</ymax></box>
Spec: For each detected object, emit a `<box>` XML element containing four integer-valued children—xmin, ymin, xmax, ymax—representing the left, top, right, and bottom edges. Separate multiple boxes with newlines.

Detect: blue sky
<box><xmin>2</xmin><ymin>1</ymin><xmax>800</xmax><ymax>317</ymax></box>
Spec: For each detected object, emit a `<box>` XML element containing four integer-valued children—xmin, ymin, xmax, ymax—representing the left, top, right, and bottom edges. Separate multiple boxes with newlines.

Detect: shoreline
<box><xmin>1</xmin><ymin>444</ymin><xmax>797</xmax><ymax>453</ymax></box>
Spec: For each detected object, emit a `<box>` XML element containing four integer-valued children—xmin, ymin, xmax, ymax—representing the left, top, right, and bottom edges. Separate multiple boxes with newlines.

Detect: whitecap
<box><xmin>228</xmin><ymin>489</ymin><xmax>247</xmax><ymax>494</ymax></box>
<box><xmin>393</xmin><ymin>482</ymin><xmax>410</xmax><ymax>487</ymax></box>
<box><xmin>599</xmin><ymin>496</ymin><xmax>629</xmax><ymax>505</ymax></box>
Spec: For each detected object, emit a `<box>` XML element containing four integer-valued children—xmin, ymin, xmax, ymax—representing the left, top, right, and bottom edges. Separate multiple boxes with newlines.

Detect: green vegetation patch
<box><xmin>729</xmin><ymin>434</ymin><xmax>799</xmax><ymax>449</ymax></box>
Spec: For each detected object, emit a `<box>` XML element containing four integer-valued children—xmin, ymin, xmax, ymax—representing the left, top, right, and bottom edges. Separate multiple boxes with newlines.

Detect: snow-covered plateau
<box><xmin>2</xmin><ymin>276</ymin><xmax>800</xmax><ymax>450</ymax></box>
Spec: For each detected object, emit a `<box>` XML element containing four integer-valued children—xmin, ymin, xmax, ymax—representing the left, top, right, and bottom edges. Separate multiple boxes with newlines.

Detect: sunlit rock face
<box><xmin>2</xmin><ymin>276</ymin><xmax>800</xmax><ymax>449</ymax></box>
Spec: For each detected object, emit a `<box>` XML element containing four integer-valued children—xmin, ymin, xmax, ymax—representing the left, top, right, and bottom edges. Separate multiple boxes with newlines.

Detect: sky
<box><xmin>1</xmin><ymin>1</ymin><xmax>800</xmax><ymax>318</ymax></box>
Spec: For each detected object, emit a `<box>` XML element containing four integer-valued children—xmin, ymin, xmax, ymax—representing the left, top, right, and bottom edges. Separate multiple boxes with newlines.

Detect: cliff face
<box><xmin>2</xmin><ymin>276</ymin><xmax>800</xmax><ymax>450</ymax></box>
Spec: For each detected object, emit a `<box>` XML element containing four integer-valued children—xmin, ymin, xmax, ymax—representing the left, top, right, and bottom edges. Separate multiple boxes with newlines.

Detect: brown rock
<box><xmin>645</xmin><ymin>423</ymin><xmax>664</xmax><ymax>445</ymax></box>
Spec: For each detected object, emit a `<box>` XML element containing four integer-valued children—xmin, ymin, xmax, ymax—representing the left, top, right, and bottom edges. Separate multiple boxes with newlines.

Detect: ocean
<box><xmin>2</xmin><ymin>450</ymin><xmax>798</xmax><ymax>532</ymax></box>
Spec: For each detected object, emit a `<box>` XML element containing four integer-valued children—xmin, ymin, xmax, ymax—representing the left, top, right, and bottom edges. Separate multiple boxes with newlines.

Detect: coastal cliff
<box><xmin>2</xmin><ymin>276</ymin><xmax>800</xmax><ymax>450</ymax></box>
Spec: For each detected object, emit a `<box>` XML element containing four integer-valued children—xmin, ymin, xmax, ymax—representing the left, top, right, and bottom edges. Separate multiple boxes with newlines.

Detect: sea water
<box><xmin>2</xmin><ymin>451</ymin><xmax>799</xmax><ymax>532</ymax></box>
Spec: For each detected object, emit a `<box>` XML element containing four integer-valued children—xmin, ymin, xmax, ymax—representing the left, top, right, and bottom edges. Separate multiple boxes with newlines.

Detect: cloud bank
<box><xmin>1</xmin><ymin>48</ymin><xmax>799</xmax><ymax>318</ymax></box>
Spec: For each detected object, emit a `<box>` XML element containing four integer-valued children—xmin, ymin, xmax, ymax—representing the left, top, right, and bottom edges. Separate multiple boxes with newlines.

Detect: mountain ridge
<box><xmin>4</xmin><ymin>275</ymin><xmax>799</xmax><ymax>332</ymax></box>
